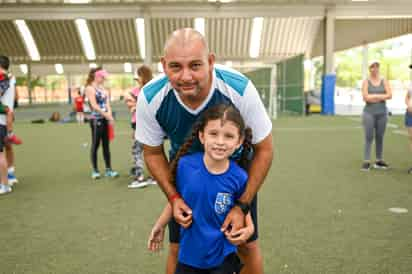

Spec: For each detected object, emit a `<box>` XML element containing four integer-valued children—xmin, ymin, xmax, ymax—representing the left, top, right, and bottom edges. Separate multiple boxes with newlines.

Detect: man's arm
<box><xmin>238</xmin><ymin>133</ymin><xmax>274</xmax><ymax>204</ymax></box>
<box><xmin>143</xmin><ymin>144</ymin><xmax>193</xmax><ymax>226</ymax></box>
<box><xmin>143</xmin><ymin>144</ymin><xmax>177</xmax><ymax>198</ymax></box>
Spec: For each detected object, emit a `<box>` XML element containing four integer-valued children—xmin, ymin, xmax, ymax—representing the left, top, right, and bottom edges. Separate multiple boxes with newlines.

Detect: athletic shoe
<box><xmin>0</xmin><ymin>184</ymin><xmax>12</xmax><ymax>194</ymax></box>
<box><xmin>105</xmin><ymin>170</ymin><xmax>119</xmax><ymax>178</ymax></box>
<box><xmin>146</xmin><ymin>177</ymin><xmax>157</xmax><ymax>186</ymax></box>
<box><xmin>128</xmin><ymin>179</ymin><xmax>149</xmax><ymax>189</ymax></box>
<box><xmin>408</xmin><ymin>167</ymin><xmax>412</xmax><ymax>174</ymax></box>
<box><xmin>5</xmin><ymin>134</ymin><xmax>22</xmax><ymax>145</ymax></box>
<box><xmin>92</xmin><ymin>171</ymin><xmax>101</xmax><ymax>180</ymax></box>
<box><xmin>374</xmin><ymin>161</ymin><xmax>389</xmax><ymax>170</ymax></box>
<box><xmin>361</xmin><ymin>162</ymin><xmax>371</xmax><ymax>171</ymax></box>
<box><xmin>8</xmin><ymin>172</ymin><xmax>18</xmax><ymax>185</ymax></box>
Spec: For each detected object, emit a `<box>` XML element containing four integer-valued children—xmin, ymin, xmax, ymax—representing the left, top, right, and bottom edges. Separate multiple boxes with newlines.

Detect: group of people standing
<box><xmin>361</xmin><ymin>60</ymin><xmax>412</xmax><ymax>173</ymax></box>
<box><xmin>83</xmin><ymin>65</ymin><xmax>157</xmax><ymax>188</ymax></box>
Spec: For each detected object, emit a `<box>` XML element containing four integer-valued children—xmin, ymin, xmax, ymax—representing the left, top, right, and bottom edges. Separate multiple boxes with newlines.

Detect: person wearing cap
<box><xmin>125</xmin><ymin>65</ymin><xmax>156</xmax><ymax>188</ymax></box>
<box><xmin>85</xmin><ymin>67</ymin><xmax>118</xmax><ymax>179</ymax></box>
<box><xmin>360</xmin><ymin>60</ymin><xmax>392</xmax><ymax>171</ymax></box>
<box><xmin>405</xmin><ymin>64</ymin><xmax>412</xmax><ymax>174</ymax></box>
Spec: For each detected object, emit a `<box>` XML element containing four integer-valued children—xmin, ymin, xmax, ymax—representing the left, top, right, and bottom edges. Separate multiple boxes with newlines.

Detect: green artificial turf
<box><xmin>1</xmin><ymin>112</ymin><xmax>411</xmax><ymax>274</ymax></box>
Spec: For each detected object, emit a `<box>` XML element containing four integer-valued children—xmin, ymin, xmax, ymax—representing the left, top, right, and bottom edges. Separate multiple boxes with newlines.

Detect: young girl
<box><xmin>85</xmin><ymin>67</ymin><xmax>118</xmax><ymax>180</ymax></box>
<box><xmin>405</xmin><ymin>65</ymin><xmax>412</xmax><ymax>174</ymax></box>
<box><xmin>125</xmin><ymin>65</ymin><xmax>156</xmax><ymax>189</ymax></box>
<box><xmin>148</xmin><ymin>104</ymin><xmax>254</xmax><ymax>274</ymax></box>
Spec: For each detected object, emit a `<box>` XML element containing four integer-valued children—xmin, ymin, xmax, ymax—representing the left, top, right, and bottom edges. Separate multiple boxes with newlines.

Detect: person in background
<box><xmin>0</xmin><ymin>55</ymin><xmax>22</xmax><ymax>146</ymax></box>
<box><xmin>74</xmin><ymin>89</ymin><xmax>85</xmax><ymax>124</ymax></box>
<box><xmin>85</xmin><ymin>67</ymin><xmax>118</xmax><ymax>180</ymax></box>
<box><xmin>0</xmin><ymin>55</ymin><xmax>17</xmax><ymax>194</ymax></box>
<box><xmin>126</xmin><ymin>65</ymin><xmax>157</xmax><ymax>189</ymax></box>
<box><xmin>405</xmin><ymin>64</ymin><xmax>412</xmax><ymax>174</ymax></box>
<box><xmin>360</xmin><ymin>60</ymin><xmax>392</xmax><ymax>171</ymax></box>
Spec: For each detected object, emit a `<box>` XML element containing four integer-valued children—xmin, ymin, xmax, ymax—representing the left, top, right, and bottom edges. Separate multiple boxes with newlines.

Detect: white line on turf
<box><xmin>388</xmin><ymin>208</ymin><xmax>408</xmax><ymax>214</ymax></box>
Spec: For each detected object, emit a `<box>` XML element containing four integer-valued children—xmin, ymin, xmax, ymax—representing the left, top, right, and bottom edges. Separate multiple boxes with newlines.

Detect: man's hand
<box><xmin>172</xmin><ymin>198</ymin><xmax>193</xmax><ymax>228</ymax></box>
<box><xmin>221</xmin><ymin>206</ymin><xmax>245</xmax><ymax>234</ymax></box>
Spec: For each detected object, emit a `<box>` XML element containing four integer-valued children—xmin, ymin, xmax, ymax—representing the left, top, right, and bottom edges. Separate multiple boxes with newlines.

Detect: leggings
<box><xmin>362</xmin><ymin>111</ymin><xmax>387</xmax><ymax>161</ymax></box>
<box><xmin>90</xmin><ymin>118</ymin><xmax>111</xmax><ymax>171</ymax></box>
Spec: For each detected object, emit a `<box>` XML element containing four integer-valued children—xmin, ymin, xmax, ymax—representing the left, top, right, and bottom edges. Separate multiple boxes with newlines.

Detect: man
<box><xmin>0</xmin><ymin>55</ymin><xmax>16</xmax><ymax>194</ymax></box>
<box><xmin>136</xmin><ymin>28</ymin><xmax>273</xmax><ymax>274</ymax></box>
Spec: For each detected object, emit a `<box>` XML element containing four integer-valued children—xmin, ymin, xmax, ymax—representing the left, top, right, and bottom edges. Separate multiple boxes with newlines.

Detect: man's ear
<box><xmin>160</xmin><ymin>57</ymin><xmax>167</xmax><ymax>72</ymax></box>
<box><xmin>208</xmin><ymin>53</ymin><xmax>215</xmax><ymax>68</ymax></box>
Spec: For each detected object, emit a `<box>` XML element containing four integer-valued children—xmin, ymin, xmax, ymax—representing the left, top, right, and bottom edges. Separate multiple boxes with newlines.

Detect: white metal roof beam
<box><xmin>334</xmin><ymin>4</ymin><xmax>412</xmax><ymax>19</ymax></box>
<box><xmin>0</xmin><ymin>4</ymin><xmax>325</xmax><ymax>20</ymax></box>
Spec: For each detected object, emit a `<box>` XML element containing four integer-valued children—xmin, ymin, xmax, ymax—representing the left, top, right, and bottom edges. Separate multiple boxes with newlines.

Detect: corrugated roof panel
<box><xmin>150</xmin><ymin>18</ymin><xmax>194</xmax><ymax>59</ymax></box>
<box><xmin>27</xmin><ymin>20</ymin><xmax>84</xmax><ymax>62</ymax></box>
<box><xmin>0</xmin><ymin>20</ymin><xmax>29</xmax><ymax>62</ymax></box>
<box><xmin>206</xmin><ymin>18</ymin><xmax>253</xmax><ymax>59</ymax></box>
<box><xmin>261</xmin><ymin>17</ymin><xmax>321</xmax><ymax>58</ymax></box>
<box><xmin>311</xmin><ymin>18</ymin><xmax>412</xmax><ymax>57</ymax></box>
<box><xmin>88</xmin><ymin>19</ymin><xmax>141</xmax><ymax>62</ymax></box>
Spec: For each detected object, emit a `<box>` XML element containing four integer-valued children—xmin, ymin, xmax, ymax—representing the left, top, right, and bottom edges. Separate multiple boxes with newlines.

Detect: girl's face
<box><xmin>199</xmin><ymin>119</ymin><xmax>244</xmax><ymax>162</ymax></box>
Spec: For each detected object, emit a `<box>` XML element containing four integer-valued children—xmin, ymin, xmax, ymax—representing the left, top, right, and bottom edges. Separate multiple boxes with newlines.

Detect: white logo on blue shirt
<box><xmin>214</xmin><ymin>192</ymin><xmax>232</xmax><ymax>215</ymax></box>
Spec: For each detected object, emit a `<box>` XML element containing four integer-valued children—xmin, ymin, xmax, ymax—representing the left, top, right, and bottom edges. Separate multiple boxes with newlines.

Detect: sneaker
<box><xmin>8</xmin><ymin>172</ymin><xmax>18</xmax><ymax>184</ymax></box>
<box><xmin>105</xmin><ymin>170</ymin><xmax>119</xmax><ymax>178</ymax></box>
<box><xmin>374</xmin><ymin>161</ymin><xmax>389</xmax><ymax>170</ymax></box>
<box><xmin>0</xmin><ymin>184</ymin><xmax>12</xmax><ymax>194</ymax></box>
<box><xmin>361</xmin><ymin>162</ymin><xmax>371</xmax><ymax>171</ymax></box>
<box><xmin>5</xmin><ymin>134</ymin><xmax>23</xmax><ymax>145</ymax></box>
<box><xmin>146</xmin><ymin>177</ymin><xmax>157</xmax><ymax>186</ymax></box>
<box><xmin>92</xmin><ymin>171</ymin><xmax>101</xmax><ymax>180</ymax></box>
<box><xmin>407</xmin><ymin>167</ymin><xmax>412</xmax><ymax>174</ymax></box>
<box><xmin>128</xmin><ymin>179</ymin><xmax>149</xmax><ymax>189</ymax></box>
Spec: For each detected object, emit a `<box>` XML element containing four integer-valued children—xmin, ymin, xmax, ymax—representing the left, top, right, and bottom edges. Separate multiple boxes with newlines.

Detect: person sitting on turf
<box><xmin>0</xmin><ymin>55</ymin><xmax>22</xmax><ymax>145</ymax></box>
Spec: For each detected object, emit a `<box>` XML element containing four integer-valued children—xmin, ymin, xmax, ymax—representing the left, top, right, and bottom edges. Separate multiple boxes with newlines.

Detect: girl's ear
<box><xmin>236</xmin><ymin>135</ymin><xmax>245</xmax><ymax>150</ymax></box>
<box><xmin>198</xmin><ymin>130</ymin><xmax>205</xmax><ymax>145</ymax></box>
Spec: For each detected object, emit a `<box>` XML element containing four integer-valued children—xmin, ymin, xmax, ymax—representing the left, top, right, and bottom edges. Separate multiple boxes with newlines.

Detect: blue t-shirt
<box><xmin>176</xmin><ymin>152</ymin><xmax>248</xmax><ymax>269</ymax></box>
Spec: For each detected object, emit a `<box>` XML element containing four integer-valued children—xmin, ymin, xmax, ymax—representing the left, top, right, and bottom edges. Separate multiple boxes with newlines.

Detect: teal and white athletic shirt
<box><xmin>135</xmin><ymin>64</ymin><xmax>272</xmax><ymax>159</ymax></box>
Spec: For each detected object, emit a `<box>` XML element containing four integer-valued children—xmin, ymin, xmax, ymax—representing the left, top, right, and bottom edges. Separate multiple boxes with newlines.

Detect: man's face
<box><xmin>161</xmin><ymin>40</ymin><xmax>215</xmax><ymax>100</ymax></box>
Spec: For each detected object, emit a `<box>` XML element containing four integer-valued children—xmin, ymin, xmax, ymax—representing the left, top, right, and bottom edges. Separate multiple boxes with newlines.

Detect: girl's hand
<box><xmin>224</xmin><ymin>220</ymin><xmax>255</xmax><ymax>246</ymax></box>
<box><xmin>147</xmin><ymin>223</ymin><xmax>165</xmax><ymax>252</ymax></box>
<box><xmin>105</xmin><ymin>113</ymin><xmax>114</xmax><ymax>122</ymax></box>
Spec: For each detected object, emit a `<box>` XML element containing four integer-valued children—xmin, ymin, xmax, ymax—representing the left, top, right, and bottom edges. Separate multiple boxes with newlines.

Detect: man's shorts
<box><xmin>169</xmin><ymin>195</ymin><xmax>258</xmax><ymax>244</ymax></box>
<box><xmin>0</xmin><ymin>125</ymin><xmax>7</xmax><ymax>152</ymax></box>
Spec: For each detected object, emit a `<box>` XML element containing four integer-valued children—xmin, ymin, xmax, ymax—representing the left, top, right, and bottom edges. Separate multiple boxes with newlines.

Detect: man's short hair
<box><xmin>0</xmin><ymin>55</ymin><xmax>10</xmax><ymax>71</ymax></box>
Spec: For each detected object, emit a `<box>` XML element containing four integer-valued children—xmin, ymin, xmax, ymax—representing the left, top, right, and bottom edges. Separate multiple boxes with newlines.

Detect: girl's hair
<box><xmin>170</xmin><ymin>104</ymin><xmax>253</xmax><ymax>186</ymax></box>
<box><xmin>136</xmin><ymin>65</ymin><xmax>153</xmax><ymax>86</ymax></box>
<box><xmin>86</xmin><ymin>66</ymin><xmax>103</xmax><ymax>86</ymax></box>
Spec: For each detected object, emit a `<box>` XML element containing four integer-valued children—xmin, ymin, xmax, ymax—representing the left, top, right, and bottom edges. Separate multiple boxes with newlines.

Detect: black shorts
<box><xmin>175</xmin><ymin>253</ymin><xmax>243</xmax><ymax>274</ymax></box>
<box><xmin>131</xmin><ymin>122</ymin><xmax>136</xmax><ymax>130</ymax></box>
<box><xmin>0</xmin><ymin>125</ymin><xmax>6</xmax><ymax>152</ymax></box>
<box><xmin>169</xmin><ymin>195</ymin><xmax>258</xmax><ymax>244</ymax></box>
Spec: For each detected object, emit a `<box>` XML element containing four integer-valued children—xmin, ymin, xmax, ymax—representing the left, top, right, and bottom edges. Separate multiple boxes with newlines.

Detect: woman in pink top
<box><xmin>125</xmin><ymin>65</ymin><xmax>156</xmax><ymax>189</ymax></box>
